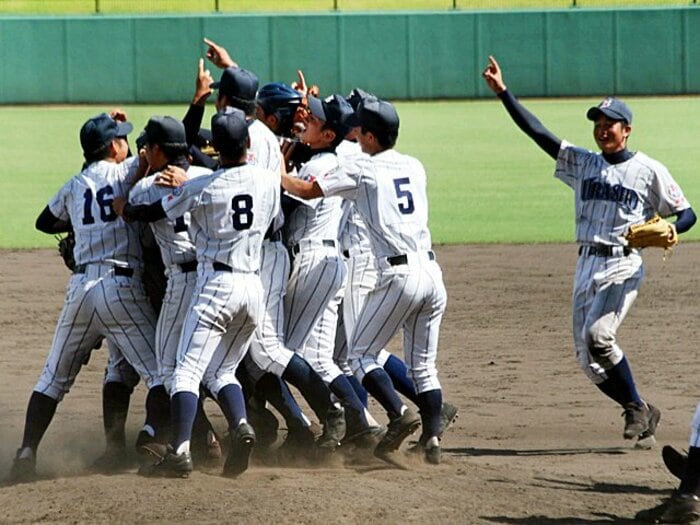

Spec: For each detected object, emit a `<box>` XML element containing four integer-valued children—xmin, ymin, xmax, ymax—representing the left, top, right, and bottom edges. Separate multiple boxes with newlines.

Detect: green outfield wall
<box><xmin>1</xmin><ymin>7</ymin><xmax>698</xmax><ymax>103</ymax></box>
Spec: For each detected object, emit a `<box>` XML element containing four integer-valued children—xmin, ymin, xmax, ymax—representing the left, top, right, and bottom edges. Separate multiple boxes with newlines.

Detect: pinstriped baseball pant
<box><xmin>170</xmin><ymin>270</ymin><xmax>263</xmax><ymax>398</ymax></box>
<box><xmin>348</xmin><ymin>257</ymin><xmax>446</xmax><ymax>394</ymax></box>
<box><xmin>572</xmin><ymin>251</ymin><xmax>643</xmax><ymax>384</ymax></box>
<box><xmin>35</xmin><ymin>266</ymin><xmax>160</xmax><ymax>401</ymax></box>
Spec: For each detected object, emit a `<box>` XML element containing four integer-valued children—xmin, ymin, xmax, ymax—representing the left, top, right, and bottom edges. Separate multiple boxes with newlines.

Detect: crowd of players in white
<box><xmin>9</xmin><ymin>38</ymin><xmax>457</xmax><ymax>482</ymax></box>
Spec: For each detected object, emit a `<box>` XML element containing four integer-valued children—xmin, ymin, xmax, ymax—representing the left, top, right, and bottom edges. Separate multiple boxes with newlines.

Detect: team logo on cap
<box><xmin>600</xmin><ymin>98</ymin><xmax>613</xmax><ymax>109</ymax></box>
<box><xmin>324</xmin><ymin>95</ymin><xmax>334</xmax><ymax>103</ymax></box>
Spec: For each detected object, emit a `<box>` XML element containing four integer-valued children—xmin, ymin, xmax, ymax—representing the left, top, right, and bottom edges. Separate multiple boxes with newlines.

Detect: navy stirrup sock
<box><xmin>170</xmin><ymin>391</ymin><xmax>199</xmax><ymax>451</ymax></box>
<box><xmin>603</xmin><ymin>356</ymin><xmax>643</xmax><ymax>406</ymax></box>
<box><xmin>346</xmin><ymin>374</ymin><xmax>368</xmax><ymax>407</ymax></box>
<box><xmin>282</xmin><ymin>354</ymin><xmax>332</xmax><ymax>419</ymax></box>
<box><xmin>256</xmin><ymin>372</ymin><xmax>307</xmax><ymax>431</ymax></box>
<box><xmin>362</xmin><ymin>368</ymin><xmax>404</xmax><ymax>420</ymax></box>
<box><xmin>416</xmin><ymin>389</ymin><xmax>442</xmax><ymax>440</ymax></box>
<box><xmin>217</xmin><ymin>384</ymin><xmax>247</xmax><ymax>429</ymax></box>
<box><xmin>22</xmin><ymin>391</ymin><xmax>59</xmax><ymax>452</ymax></box>
<box><xmin>680</xmin><ymin>446</ymin><xmax>700</xmax><ymax>495</ymax></box>
<box><xmin>329</xmin><ymin>375</ymin><xmax>368</xmax><ymax>424</ymax></box>
<box><xmin>383</xmin><ymin>355</ymin><xmax>418</xmax><ymax>404</ymax></box>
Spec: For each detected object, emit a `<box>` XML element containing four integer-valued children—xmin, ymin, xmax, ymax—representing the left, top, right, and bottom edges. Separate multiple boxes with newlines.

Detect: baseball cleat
<box><xmin>342</xmin><ymin>425</ymin><xmax>385</xmax><ymax>449</ymax></box>
<box><xmin>636</xmin><ymin>403</ymin><xmax>661</xmax><ymax>450</ymax></box>
<box><xmin>246</xmin><ymin>403</ymin><xmax>279</xmax><ymax>450</ymax></box>
<box><xmin>135</xmin><ymin>429</ymin><xmax>167</xmax><ymax>461</ymax></box>
<box><xmin>8</xmin><ymin>448</ymin><xmax>37</xmax><ymax>483</ymax></box>
<box><xmin>374</xmin><ymin>408</ymin><xmax>421</xmax><ymax>462</ymax></box>
<box><xmin>622</xmin><ymin>401</ymin><xmax>651</xmax><ymax>440</ymax></box>
<box><xmin>408</xmin><ymin>436</ymin><xmax>442</xmax><ymax>465</ymax></box>
<box><xmin>662</xmin><ymin>445</ymin><xmax>688</xmax><ymax>480</ymax></box>
<box><xmin>139</xmin><ymin>449</ymin><xmax>193</xmax><ymax>478</ymax></box>
<box><xmin>317</xmin><ymin>406</ymin><xmax>346</xmax><ymax>451</ymax></box>
<box><xmin>223</xmin><ymin>422</ymin><xmax>256</xmax><ymax>478</ymax></box>
<box><xmin>635</xmin><ymin>492</ymin><xmax>700</xmax><ymax>523</ymax></box>
<box><xmin>438</xmin><ymin>402</ymin><xmax>459</xmax><ymax>438</ymax></box>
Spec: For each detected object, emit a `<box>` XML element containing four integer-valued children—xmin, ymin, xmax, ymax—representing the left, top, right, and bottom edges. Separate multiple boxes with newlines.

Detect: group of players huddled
<box><xmin>8</xmin><ymin>37</ymin><xmax>457</xmax><ymax>482</ymax></box>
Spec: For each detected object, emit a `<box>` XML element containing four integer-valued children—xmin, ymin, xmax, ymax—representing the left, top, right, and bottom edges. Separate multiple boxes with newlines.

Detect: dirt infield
<box><xmin>0</xmin><ymin>244</ymin><xmax>697</xmax><ymax>524</ymax></box>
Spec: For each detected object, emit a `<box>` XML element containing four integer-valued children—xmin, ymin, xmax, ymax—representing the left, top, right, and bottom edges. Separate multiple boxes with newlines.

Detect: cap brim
<box><xmin>116</xmin><ymin>121</ymin><xmax>133</xmax><ymax>136</ymax></box>
<box><xmin>210</xmin><ymin>81</ymin><xmax>221</xmax><ymax>89</ymax></box>
<box><xmin>307</xmin><ymin>96</ymin><xmax>325</xmax><ymax>121</ymax></box>
<box><xmin>586</xmin><ymin>107</ymin><xmax>627</xmax><ymax>122</ymax></box>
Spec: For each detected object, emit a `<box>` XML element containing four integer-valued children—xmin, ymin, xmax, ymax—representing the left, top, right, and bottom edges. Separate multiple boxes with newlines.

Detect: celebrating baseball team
<box><xmin>7</xmin><ymin>38</ymin><xmax>700</xmax><ymax>522</ymax></box>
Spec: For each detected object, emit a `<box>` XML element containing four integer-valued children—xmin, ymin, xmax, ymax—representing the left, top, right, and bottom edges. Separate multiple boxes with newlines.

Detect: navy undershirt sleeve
<box><xmin>123</xmin><ymin>201</ymin><xmax>167</xmax><ymax>223</ymax></box>
<box><xmin>674</xmin><ymin>207</ymin><xmax>697</xmax><ymax>234</ymax></box>
<box><xmin>498</xmin><ymin>90</ymin><xmax>562</xmax><ymax>160</ymax></box>
<box><xmin>35</xmin><ymin>206</ymin><xmax>72</xmax><ymax>234</ymax></box>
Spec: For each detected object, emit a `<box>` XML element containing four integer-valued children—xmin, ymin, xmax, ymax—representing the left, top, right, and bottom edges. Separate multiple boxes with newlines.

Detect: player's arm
<box><xmin>183</xmin><ymin>59</ymin><xmax>213</xmax><ymax>146</ymax></box>
<box><xmin>112</xmin><ymin>196</ymin><xmax>167</xmax><ymax>223</ymax></box>
<box><xmin>482</xmin><ymin>56</ymin><xmax>561</xmax><ymax>160</ymax></box>
<box><xmin>280</xmin><ymin>172</ymin><xmax>324</xmax><ymax>199</ymax></box>
<box><xmin>35</xmin><ymin>206</ymin><xmax>71</xmax><ymax>234</ymax></box>
<box><xmin>673</xmin><ymin>207</ymin><xmax>696</xmax><ymax>234</ymax></box>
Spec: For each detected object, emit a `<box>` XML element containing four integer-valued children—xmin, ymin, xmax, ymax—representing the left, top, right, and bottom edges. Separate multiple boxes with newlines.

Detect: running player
<box><xmin>482</xmin><ymin>55</ymin><xmax>696</xmax><ymax>446</ymax></box>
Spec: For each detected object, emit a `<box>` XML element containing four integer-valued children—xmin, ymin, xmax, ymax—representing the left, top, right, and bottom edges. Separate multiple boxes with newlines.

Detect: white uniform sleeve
<box><xmin>316</xmin><ymin>158</ymin><xmax>361</xmax><ymax>199</ymax></box>
<box><xmin>649</xmin><ymin>163</ymin><xmax>691</xmax><ymax>217</ymax></box>
<box><xmin>128</xmin><ymin>176</ymin><xmax>158</xmax><ymax>206</ymax></box>
<box><xmin>161</xmin><ymin>175</ymin><xmax>211</xmax><ymax>221</ymax></box>
<box><xmin>554</xmin><ymin>140</ymin><xmax>592</xmax><ymax>189</ymax></box>
<box><xmin>47</xmin><ymin>180</ymin><xmax>72</xmax><ymax>221</ymax></box>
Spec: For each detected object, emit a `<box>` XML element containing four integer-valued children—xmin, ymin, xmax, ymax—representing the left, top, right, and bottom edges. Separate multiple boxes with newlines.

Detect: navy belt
<box><xmin>178</xmin><ymin>260</ymin><xmax>198</xmax><ymax>273</ymax></box>
<box><xmin>212</xmin><ymin>262</ymin><xmax>234</xmax><ymax>272</ymax></box>
<box><xmin>387</xmin><ymin>251</ymin><xmax>435</xmax><ymax>266</ymax></box>
<box><xmin>342</xmin><ymin>250</ymin><xmax>350</xmax><ymax>258</ymax></box>
<box><xmin>74</xmin><ymin>264</ymin><xmax>133</xmax><ymax>277</ymax></box>
<box><xmin>291</xmin><ymin>239</ymin><xmax>335</xmax><ymax>256</ymax></box>
<box><xmin>578</xmin><ymin>245</ymin><xmax>631</xmax><ymax>257</ymax></box>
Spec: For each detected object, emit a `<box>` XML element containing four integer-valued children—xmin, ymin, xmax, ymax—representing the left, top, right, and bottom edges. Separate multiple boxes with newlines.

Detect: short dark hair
<box><xmin>158</xmin><ymin>143</ymin><xmax>190</xmax><ymax>160</ymax></box>
<box><xmin>362</xmin><ymin>126</ymin><xmax>398</xmax><ymax>149</ymax></box>
<box><xmin>83</xmin><ymin>138</ymin><xmax>118</xmax><ymax>164</ymax></box>
<box><xmin>219</xmin><ymin>92</ymin><xmax>256</xmax><ymax>117</ymax></box>
<box><xmin>322</xmin><ymin>122</ymin><xmax>345</xmax><ymax>149</ymax></box>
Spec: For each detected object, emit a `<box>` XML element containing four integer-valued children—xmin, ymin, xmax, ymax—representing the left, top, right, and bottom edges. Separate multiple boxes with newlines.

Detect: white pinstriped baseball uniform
<box><xmin>128</xmin><ymin>165</ymin><xmax>212</xmax><ymax>392</ymax></box>
<box><xmin>556</xmin><ymin>141</ymin><xmax>690</xmax><ymax>383</ymax></box>
<box><xmin>317</xmin><ymin>149</ymin><xmax>447</xmax><ymax>394</ymax></box>
<box><xmin>283</xmin><ymin>151</ymin><xmax>347</xmax><ymax>384</ymax></box>
<box><xmin>162</xmin><ymin>162</ymin><xmax>279</xmax><ymax>398</ymax></box>
<box><xmin>35</xmin><ymin>157</ymin><xmax>161</xmax><ymax>400</ymax></box>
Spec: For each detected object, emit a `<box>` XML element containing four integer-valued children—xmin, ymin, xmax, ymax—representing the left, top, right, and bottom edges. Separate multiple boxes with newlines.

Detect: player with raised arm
<box><xmin>482</xmin><ymin>55</ymin><xmax>696</xmax><ymax>447</ymax></box>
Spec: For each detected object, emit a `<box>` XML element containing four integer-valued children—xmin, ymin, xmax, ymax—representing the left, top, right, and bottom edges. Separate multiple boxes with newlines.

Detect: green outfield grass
<box><xmin>0</xmin><ymin>0</ymin><xmax>692</xmax><ymax>15</ymax></box>
<box><xmin>2</xmin><ymin>96</ymin><xmax>700</xmax><ymax>248</ymax></box>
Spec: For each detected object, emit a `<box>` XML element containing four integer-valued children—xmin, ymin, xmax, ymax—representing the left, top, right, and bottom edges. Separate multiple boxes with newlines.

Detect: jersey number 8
<box><xmin>232</xmin><ymin>194</ymin><xmax>254</xmax><ymax>230</ymax></box>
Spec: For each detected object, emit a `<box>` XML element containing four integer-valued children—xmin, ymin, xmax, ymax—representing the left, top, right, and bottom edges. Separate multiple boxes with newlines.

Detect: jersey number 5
<box><xmin>393</xmin><ymin>178</ymin><xmax>415</xmax><ymax>215</ymax></box>
<box><xmin>231</xmin><ymin>194</ymin><xmax>254</xmax><ymax>230</ymax></box>
<box><xmin>83</xmin><ymin>185</ymin><xmax>117</xmax><ymax>225</ymax></box>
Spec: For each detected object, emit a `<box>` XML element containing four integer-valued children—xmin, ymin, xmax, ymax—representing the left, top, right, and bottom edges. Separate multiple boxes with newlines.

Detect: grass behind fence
<box><xmin>2</xmin><ymin>97</ymin><xmax>700</xmax><ymax>248</ymax></box>
<box><xmin>0</xmin><ymin>0</ymin><xmax>695</xmax><ymax>15</ymax></box>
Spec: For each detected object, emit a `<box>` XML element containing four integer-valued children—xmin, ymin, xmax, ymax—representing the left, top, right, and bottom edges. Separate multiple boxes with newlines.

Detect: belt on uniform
<box><xmin>178</xmin><ymin>260</ymin><xmax>198</xmax><ymax>273</ymax></box>
<box><xmin>342</xmin><ymin>250</ymin><xmax>350</xmax><ymax>258</ymax></box>
<box><xmin>386</xmin><ymin>251</ymin><xmax>435</xmax><ymax>266</ymax></box>
<box><xmin>212</xmin><ymin>262</ymin><xmax>234</xmax><ymax>272</ymax></box>
<box><xmin>74</xmin><ymin>264</ymin><xmax>134</xmax><ymax>277</ymax></box>
<box><xmin>578</xmin><ymin>245</ymin><xmax>631</xmax><ymax>257</ymax></box>
<box><xmin>264</xmin><ymin>229</ymin><xmax>282</xmax><ymax>242</ymax></box>
<box><xmin>291</xmin><ymin>239</ymin><xmax>336</xmax><ymax>256</ymax></box>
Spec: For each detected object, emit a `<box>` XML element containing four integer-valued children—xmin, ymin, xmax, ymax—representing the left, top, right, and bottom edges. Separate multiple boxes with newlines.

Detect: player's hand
<box><xmin>156</xmin><ymin>165</ymin><xmax>189</xmax><ymax>188</ymax></box>
<box><xmin>112</xmin><ymin>196</ymin><xmax>128</xmax><ymax>218</ymax></box>
<box><xmin>193</xmin><ymin>58</ymin><xmax>214</xmax><ymax>106</ymax></box>
<box><xmin>109</xmin><ymin>108</ymin><xmax>128</xmax><ymax>122</ymax></box>
<box><xmin>482</xmin><ymin>55</ymin><xmax>507</xmax><ymax>94</ymax></box>
<box><xmin>291</xmin><ymin>69</ymin><xmax>320</xmax><ymax>98</ymax></box>
<box><xmin>280</xmin><ymin>137</ymin><xmax>298</xmax><ymax>173</ymax></box>
<box><xmin>203</xmin><ymin>37</ymin><xmax>237</xmax><ymax>69</ymax></box>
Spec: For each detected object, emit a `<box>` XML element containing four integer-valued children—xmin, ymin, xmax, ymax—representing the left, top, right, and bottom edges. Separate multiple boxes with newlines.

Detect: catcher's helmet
<box><xmin>257</xmin><ymin>82</ymin><xmax>302</xmax><ymax>113</ymax></box>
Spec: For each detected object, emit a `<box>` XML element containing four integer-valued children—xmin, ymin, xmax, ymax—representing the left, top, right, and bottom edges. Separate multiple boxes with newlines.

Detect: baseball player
<box><xmin>635</xmin><ymin>403</ymin><xmax>700</xmax><ymax>522</ymax></box>
<box><xmin>482</xmin><ymin>56</ymin><xmax>697</xmax><ymax>446</ymax></box>
<box><xmin>282</xmin><ymin>94</ymin><xmax>385</xmax><ymax>450</ymax></box>
<box><xmin>9</xmin><ymin>113</ymin><xmax>167</xmax><ymax>482</ymax></box>
<box><xmin>281</xmin><ymin>98</ymin><xmax>448</xmax><ymax>465</ymax></box>
<box><xmin>116</xmin><ymin>111</ymin><xmax>279</xmax><ymax>478</ymax></box>
<box><xmin>335</xmin><ymin>90</ymin><xmax>459</xmax><ymax>443</ymax></box>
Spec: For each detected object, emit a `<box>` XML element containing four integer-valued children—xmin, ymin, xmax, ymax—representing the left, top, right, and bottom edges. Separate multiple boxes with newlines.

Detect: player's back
<box><xmin>351</xmin><ymin>149</ymin><xmax>432</xmax><ymax>258</ymax></box>
<box><xmin>187</xmin><ymin>163</ymin><xmax>280</xmax><ymax>272</ymax></box>
<box><xmin>52</xmin><ymin>158</ymin><xmax>142</xmax><ymax>268</ymax></box>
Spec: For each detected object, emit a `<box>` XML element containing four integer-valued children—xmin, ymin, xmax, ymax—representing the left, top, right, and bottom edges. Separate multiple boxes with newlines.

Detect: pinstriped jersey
<box><xmin>284</xmin><ymin>151</ymin><xmax>345</xmax><ymax>247</ymax></box>
<box><xmin>162</xmin><ymin>163</ymin><xmax>279</xmax><ymax>273</ymax></box>
<box><xmin>248</xmin><ymin>119</ymin><xmax>284</xmax><ymax>233</ymax></box>
<box><xmin>318</xmin><ymin>149</ymin><xmax>432</xmax><ymax>259</ymax></box>
<box><xmin>48</xmin><ymin>157</ymin><xmax>143</xmax><ymax>268</ymax></box>
<box><xmin>556</xmin><ymin>141</ymin><xmax>691</xmax><ymax>245</ymax></box>
<box><xmin>128</xmin><ymin>165</ymin><xmax>212</xmax><ymax>269</ymax></box>
<box><xmin>336</xmin><ymin>140</ymin><xmax>372</xmax><ymax>256</ymax></box>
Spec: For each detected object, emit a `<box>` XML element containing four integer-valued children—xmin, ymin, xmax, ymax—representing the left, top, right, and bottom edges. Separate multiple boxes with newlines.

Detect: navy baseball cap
<box><xmin>308</xmin><ymin>94</ymin><xmax>354</xmax><ymax>135</ymax></box>
<box><xmin>211</xmin><ymin>66</ymin><xmax>259</xmax><ymax>101</ymax></box>
<box><xmin>586</xmin><ymin>97</ymin><xmax>633</xmax><ymax>124</ymax></box>
<box><xmin>211</xmin><ymin>110</ymin><xmax>249</xmax><ymax>153</ymax></box>
<box><xmin>80</xmin><ymin>113</ymin><xmax>133</xmax><ymax>155</ymax></box>
<box><xmin>345</xmin><ymin>88</ymin><xmax>376</xmax><ymax>128</ymax></box>
<box><xmin>143</xmin><ymin>116</ymin><xmax>187</xmax><ymax>149</ymax></box>
<box><xmin>357</xmin><ymin>98</ymin><xmax>400</xmax><ymax>133</ymax></box>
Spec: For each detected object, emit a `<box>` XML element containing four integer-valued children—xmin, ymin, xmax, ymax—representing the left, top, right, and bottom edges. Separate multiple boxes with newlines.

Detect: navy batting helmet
<box><xmin>256</xmin><ymin>82</ymin><xmax>303</xmax><ymax>137</ymax></box>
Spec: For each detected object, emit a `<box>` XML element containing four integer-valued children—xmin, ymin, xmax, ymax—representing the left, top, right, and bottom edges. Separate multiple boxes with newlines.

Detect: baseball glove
<box><xmin>56</xmin><ymin>231</ymin><xmax>76</xmax><ymax>272</ymax></box>
<box><xmin>625</xmin><ymin>215</ymin><xmax>678</xmax><ymax>249</ymax></box>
